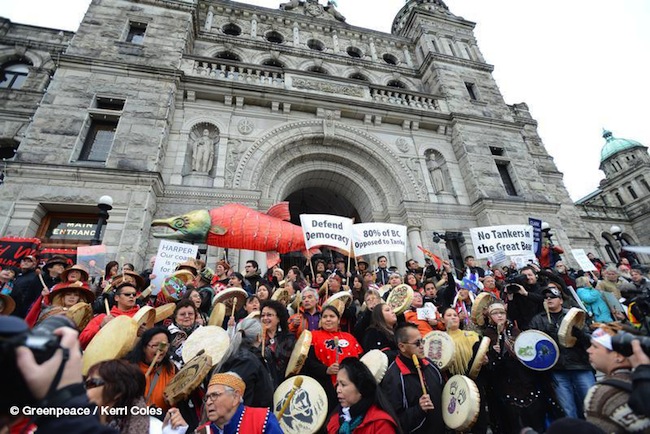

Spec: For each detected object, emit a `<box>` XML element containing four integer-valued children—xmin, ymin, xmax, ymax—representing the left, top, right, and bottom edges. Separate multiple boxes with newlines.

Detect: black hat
<box><xmin>542</xmin><ymin>286</ymin><xmax>562</xmax><ymax>298</ymax></box>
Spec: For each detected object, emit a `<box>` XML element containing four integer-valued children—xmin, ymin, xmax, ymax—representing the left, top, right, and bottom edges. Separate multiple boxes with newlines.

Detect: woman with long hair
<box><xmin>86</xmin><ymin>359</ymin><xmax>187</xmax><ymax>433</ymax></box>
<box><xmin>304</xmin><ymin>305</ymin><xmax>363</xmax><ymax>412</ymax></box>
<box><xmin>404</xmin><ymin>272</ymin><xmax>421</xmax><ymax>293</ymax></box>
<box><xmin>326</xmin><ymin>357</ymin><xmax>401</xmax><ymax>434</ymax></box>
<box><xmin>125</xmin><ymin>327</ymin><xmax>175</xmax><ymax>414</ymax></box>
<box><xmin>361</xmin><ymin>302</ymin><xmax>398</xmax><ymax>362</ymax></box>
<box><xmin>216</xmin><ymin>317</ymin><xmax>274</xmax><ymax>408</ymax></box>
<box><xmin>442</xmin><ymin>307</ymin><xmax>489</xmax><ymax>434</ymax></box>
<box><xmin>256</xmin><ymin>281</ymin><xmax>273</xmax><ymax>301</ymax></box>
<box><xmin>481</xmin><ymin>302</ymin><xmax>548</xmax><ymax>433</ymax></box>
<box><xmin>101</xmin><ymin>261</ymin><xmax>119</xmax><ymax>290</ymax></box>
<box><xmin>350</xmin><ymin>274</ymin><xmax>367</xmax><ymax>307</ymax></box>
<box><xmin>260</xmin><ymin>299</ymin><xmax>296</xmax><ymax>388</ymax></box>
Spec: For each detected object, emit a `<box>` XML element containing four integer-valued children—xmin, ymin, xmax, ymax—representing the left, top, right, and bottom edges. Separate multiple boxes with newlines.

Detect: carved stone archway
<box><xmin>234</xmin><ymin>120</ymin><xmax>425</xmax><ymax>216</ymax></box>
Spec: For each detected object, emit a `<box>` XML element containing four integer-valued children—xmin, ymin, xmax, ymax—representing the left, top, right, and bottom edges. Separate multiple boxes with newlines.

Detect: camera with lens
<box><xmin>504</xmin><ymin>273</ymin><xmax>527</xmax><ymax>294</ymax></box>
<box><xmin>611</xmin><ymin>331</ymin><xmax>650</xmax><ymax>357</ymax></box>
<box><xmin>0</xmin><ymin>315</ymin><xmax>74</xmax><ymax>415</ymax></box>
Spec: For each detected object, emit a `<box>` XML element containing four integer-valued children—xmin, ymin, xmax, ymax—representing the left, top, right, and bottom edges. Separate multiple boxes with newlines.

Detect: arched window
<box><xmin>346</xmin><ymin>47</ymin><xmax>363</xmax><ymax>58</ymax></box>
<box><xmin>307</xmin><ymin>65</ymin><xmax>328</xmax><ymax>75</ymax></box>
<box><xmin>262</xmin><ymin>59</ymin><xmax>285</xmax><ymax>68</ymax></box>
<box><xmin>215</xmin><ymin>51</ymin><xmax>241</xmax><ymax>61</ymax></box>
<box><xmin>386</xmin><ymin>79</ymin><xmax>406</xmax><ymax>89</ymax></box>
<box><xmin>265</xmin><ymin>31</ymin><xmax>284</xmax><ymax>44</ymax></box>
<box><xmin>307</xmin><ymin>39</ymin><xmax>324</xmax><ymax>51</ymax></box>
<box><xmin>0</xmin><ymin>61</ymin><xmax>30</xmax><ymax>90</ymax></box>
<box><xmin>348</xmin><ymin>73</ymin><xmax>369</xmax><ymax>82</ymax></box>
<box><xmin>383</xmin><ymin>53</ymin><xmax>399</xmax><ymax>65</ymax></box>
<box><xmin>222</xmin><ymin>23</ymin><xmax>242</xmax><ymax>36</ymax></box>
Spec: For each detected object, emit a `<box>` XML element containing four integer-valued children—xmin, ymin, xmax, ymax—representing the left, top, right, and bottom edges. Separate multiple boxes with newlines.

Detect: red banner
<box><xmin>40</xmin><ymin>248</ymin><xmax>77</xmax><ymax>267</ymax></box>
<box><xmin>0</xmin><ymin>237</ymin><xmax>42</xmax><ymax>269</ymax></box>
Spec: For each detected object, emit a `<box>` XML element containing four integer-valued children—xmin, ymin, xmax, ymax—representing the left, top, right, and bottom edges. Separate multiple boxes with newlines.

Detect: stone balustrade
<box><xmin>190</xmin><ymin>59</ymin><xmax>285</xmax><ymax>87</ymax></box>
<box><xmin>369</xmin><ymin>86</ymin><xmax>439</xmax><ymax>111</ymax></box>
<box><xmin>187</xmin><ymin>57</ymin><xmax>441</xmax><ymax>111</ymax></box>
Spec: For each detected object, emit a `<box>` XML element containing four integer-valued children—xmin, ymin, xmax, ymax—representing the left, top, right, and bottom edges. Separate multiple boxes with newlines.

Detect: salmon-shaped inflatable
<box><xmin>151</xmin><ymin>202</ymin><xmax>311</xmax><ymax>265</ymax></box>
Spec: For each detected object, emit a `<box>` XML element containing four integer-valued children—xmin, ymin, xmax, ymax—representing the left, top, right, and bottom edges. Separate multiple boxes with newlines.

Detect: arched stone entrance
<box><xmin>235</xmin><ymin>120</ymin><xmax>425</xmax><ymax>269</ymax></box>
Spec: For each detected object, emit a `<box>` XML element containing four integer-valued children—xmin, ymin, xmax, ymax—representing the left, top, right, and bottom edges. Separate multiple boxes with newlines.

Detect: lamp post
<box><xmin>610</xmin><ymin>225</ymin><xmax>624</xmax><ymax>246</ymax></box>
<box><xmin>90</xmin><ymin>195</ymin><xmax>113</xmax><ymax>246</ymax></box>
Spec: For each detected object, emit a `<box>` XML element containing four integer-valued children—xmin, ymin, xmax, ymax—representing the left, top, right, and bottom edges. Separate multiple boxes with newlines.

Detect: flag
<box><xmin>418</xmin><ymin>246</ymin><xmax>443</xmax><ymax>269</ymax></box>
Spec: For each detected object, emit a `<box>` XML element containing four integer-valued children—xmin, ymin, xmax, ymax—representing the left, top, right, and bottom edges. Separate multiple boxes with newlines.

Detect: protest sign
<box><xmin>528</xmin><ymin>217</ymin><xmax>542</xmax><ymax>257</ymax></box>
<box><xmin>352</xmin><ymin>223</ymin><xmax>407</xmax><ymax>256</ymax></box>
<box><xmin>77</xmin><ymin>245</ymin><xmax>106</xmax><ymax>278</ymax></box>
<box><xmin>0</xmin><ymin>237</ymin><xmax>41</xmax><ymax>268</ymax></box>
<box><xmin>151</xmin><ymin>240</ymin><xmax>198</xmax><ymax>294</ymax></box>
<box><xmin>469</xmin><ymin>225</ymin><xmax>534</xmax><ymax>259</ymax></box>
<box><xmin>571</xmin><ymin>249</ymin><xmax>597</xmax><ymax>271</ymax></box>
<box><xmin>488</xmin><ymin>250</ymin><xmax>508</xmax><ymax>266</ymax></box>
<box><xmin>300</xmin><ymin>214</ymin><xmax>354</xmax><ymax>253</ymax></box>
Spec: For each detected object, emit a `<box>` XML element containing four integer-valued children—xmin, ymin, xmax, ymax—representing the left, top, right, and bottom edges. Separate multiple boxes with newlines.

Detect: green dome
<box><xmin>600</xmin><ymin>130</ymin><xmax>645</xmax><ymax>162</ymax></box>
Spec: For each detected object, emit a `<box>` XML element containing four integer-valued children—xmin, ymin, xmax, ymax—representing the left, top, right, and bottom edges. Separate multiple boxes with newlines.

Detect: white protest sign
<box><xmin>511</xmin><ymin>254</ymin><xmax>538</xmax><ymax>270</ymax></box>
<box><xmin>151</xmin><ymin>240</ymin><xmax>198</xmax><ymax>294</ymax></box>
<box><xmin>488</xmin><ymin>250</ymin><xmax>508</xmax><ymax>266</ymax></box>
<box><xmin>352</xmin><ymin>223</ymin><xmax>407</xmax><ymax>256</ymax></box>
<box><xmin>300</xmin><ymin>214</ymin><xmax>354</xmax><ymax>252</ymax></box>
<box><xmin>571</xmin><ymin>249</ymin><xmax>597</xmax><ymax>271</ymax></box>
<box><xmin>469</xmin><ymin>225</ymin><xmax>535</xmax><ymax>259</ymax></box>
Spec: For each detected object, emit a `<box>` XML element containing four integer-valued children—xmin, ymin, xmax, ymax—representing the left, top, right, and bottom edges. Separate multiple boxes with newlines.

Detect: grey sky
<box><xmin>2</xmin><ymin>0</ymin><xmax>648</xmax><ymax>201</ymax></box>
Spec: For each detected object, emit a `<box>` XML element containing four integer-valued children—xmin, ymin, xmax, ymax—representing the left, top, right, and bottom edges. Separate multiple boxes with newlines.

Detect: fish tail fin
<box><xmin>266</xmin><ymin>202</ymin><xmax>291</xmax><ymax>221</ymax></box>
<box><xmin>266</xmin><ymin>251</ymin><xmax>281</xmax><ymax>269</ymax></box>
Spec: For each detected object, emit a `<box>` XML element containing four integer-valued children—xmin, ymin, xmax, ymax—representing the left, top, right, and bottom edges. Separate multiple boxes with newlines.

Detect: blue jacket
<box><xmin>577</xmin><ymin>287</ymin><xmax>613</xmax><ymax>323</ymax></box>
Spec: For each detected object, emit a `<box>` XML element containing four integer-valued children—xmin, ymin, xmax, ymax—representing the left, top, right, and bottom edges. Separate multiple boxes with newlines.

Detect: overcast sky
<box><xmin>1</xmin><ymin>0</ymin><xmax>648</xmax><ymax>201</ymax></box>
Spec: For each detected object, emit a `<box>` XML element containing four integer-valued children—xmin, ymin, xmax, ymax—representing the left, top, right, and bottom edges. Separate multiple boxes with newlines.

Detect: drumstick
<box><xmin>145</xmin><ymin>342</ymin><xmax>168</xmax><ymax>377</ymax></box>
<box><xmin>334</xmin><ymin>337</ymin><xmax>340</xmax><ymax>364</ymax></box>
<box><xmin>104</xmin><ymin>298</ymin><xmax>111</xmax><ymax>315</ymax></box>
<box><xmin>35</xmin><ymin>269</ymin><xmax>48</xmax><ymax>291</ymax></box>
<box><xmin>231</xmin><ymin>297</ymin><xmax>237</xmax><ymax>317</ymax></box>
<box><xmin>412</xmin><ymin>354</ymin><xmax>427</xmax><ymax>396</ymax></box>
<box><xmin>544</xmin><ymin>300</ymin><xmax>551</xmax><ymax>324</ymax></box>
<box><xmin>276</xmin><ymin>376</ymin><xmax>303</xmax><ymax>420</ymax></box>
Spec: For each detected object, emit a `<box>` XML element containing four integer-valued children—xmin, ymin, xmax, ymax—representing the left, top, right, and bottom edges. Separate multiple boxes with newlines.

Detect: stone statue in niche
<box><xmin>425</xmin><ymin>149</ymin><xmax>448</xmax><ymax>193</ymax></box>
<box><xmin>191</xmin><ymin>128</ymin><xmax>216</xmax><ymax>173</ymax></box>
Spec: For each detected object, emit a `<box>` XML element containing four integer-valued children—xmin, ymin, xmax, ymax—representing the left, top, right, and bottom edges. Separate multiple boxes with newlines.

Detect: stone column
<box><xmin>407</xmin><ymin>225</ymin><xmax>425</xmax><ymax>264</ymax></box>
<box><xmin>251</xmin><ymin>15</ymin><xmax>258</xmax><ymax>38</ymax></box>
<box><xmin>293</xmin><ymin>22</ymin><xmax>300</xmax><ymax>46</ymax></box>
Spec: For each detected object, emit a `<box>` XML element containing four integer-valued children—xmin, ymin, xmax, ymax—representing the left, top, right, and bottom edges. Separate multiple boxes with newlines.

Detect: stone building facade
<box><xmin>0</xmin><ymin>0</ymin><xmax>647</xmax><ymax>270</ymax></box>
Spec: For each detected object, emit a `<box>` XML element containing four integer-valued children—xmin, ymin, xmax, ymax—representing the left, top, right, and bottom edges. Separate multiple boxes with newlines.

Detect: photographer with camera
<box><xmin>529</xmin><ymin>286</ymin><xmax>595</xmax><ymax>419</ymax></box>
<box><xmin>0</xmin><ymin>316</ymin><xmax>117</xmax><ymax>433</ymax></box>
<box><xmin>504</xmin><ymin>265</ymin><xmax>546</xmax><ymax>330</ymax></box>
<box><xmin>584</xmin><ymin>327</ymin><xmax>650</xmax><ymax>432</ymax></box>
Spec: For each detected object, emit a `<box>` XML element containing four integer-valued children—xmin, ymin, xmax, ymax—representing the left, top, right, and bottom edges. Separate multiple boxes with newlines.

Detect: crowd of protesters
<box><xmin>1</xmin><ymin>247</ymin><xmax>650</xmax><ymax>434</ymax></box>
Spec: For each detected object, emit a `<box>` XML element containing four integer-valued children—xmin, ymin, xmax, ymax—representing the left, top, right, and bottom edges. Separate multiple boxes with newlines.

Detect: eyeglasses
<box><xmin>404</xmin><ymin>339</ymin><xmax>424</xmax><ymax>347</ymax></box>
<box><xmin>204</xmin><ymin>390</ymin><xmax>227</xmax><ymax>403</ymax></box>
<box><xmin>261</xmin><ymin>313</ymin><xmax>276</xmax><ymax>318</ymax></box>
<box><xmin>85</xmin><ymin>377</ymin><xmax>105</xmax><ymax>389</ymax></box>
<box><xmin>119</xmin><ymin>292</ymin><xmax>137</xmax><ymax>297</ymax></box>
<box><xmin>544</xmin><ymin>296</ymin><xmax>559</xmax><ymax>300</ymax></box>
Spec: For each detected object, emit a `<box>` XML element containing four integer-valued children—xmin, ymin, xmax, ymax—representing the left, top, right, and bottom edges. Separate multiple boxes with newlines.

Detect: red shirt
<box><xmin>311</xmin><ymin>330</ymin><xmax>363</xmax><ymax>384</ymax></box>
